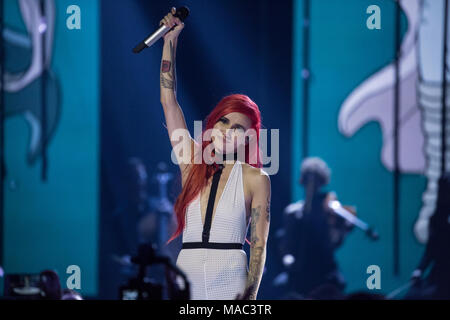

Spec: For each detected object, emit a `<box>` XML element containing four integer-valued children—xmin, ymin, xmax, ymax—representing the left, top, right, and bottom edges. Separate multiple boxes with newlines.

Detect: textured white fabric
<box><xmin>176</xmin><ymin>160</ymin><xmax>250</xmax><ymax>300</ymax></box>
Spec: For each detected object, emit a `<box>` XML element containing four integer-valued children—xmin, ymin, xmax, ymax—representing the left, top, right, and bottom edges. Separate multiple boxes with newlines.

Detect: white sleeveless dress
<box><xmin>175</xmin><ymin>160</ymin><xmax>250</xmax><ymax>300</ymax></box>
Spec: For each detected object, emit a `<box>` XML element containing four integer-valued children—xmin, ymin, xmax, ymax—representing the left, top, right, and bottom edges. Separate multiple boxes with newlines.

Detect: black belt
<box><xmin>182</xmin><ymin>163</ymin><xmax>243</xmax><ymax>251</ymax></box>
<box><xmin>182</xmin><ymin>242</ymin><xmax>243</xmax><ymax>250</ymax></box>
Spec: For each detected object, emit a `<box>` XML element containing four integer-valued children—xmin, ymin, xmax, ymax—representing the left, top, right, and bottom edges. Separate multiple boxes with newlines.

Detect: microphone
<box><xmin>133</xmin><ymin>6</ymin><xmax>190</xmax><ymax>54</ymax></box>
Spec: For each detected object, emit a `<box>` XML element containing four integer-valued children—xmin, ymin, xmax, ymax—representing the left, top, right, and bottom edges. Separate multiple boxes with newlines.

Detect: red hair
<box><xmin>167</xmin><ymin>94</ymin><xmax>262</xmax><ymax>244</ymax></box>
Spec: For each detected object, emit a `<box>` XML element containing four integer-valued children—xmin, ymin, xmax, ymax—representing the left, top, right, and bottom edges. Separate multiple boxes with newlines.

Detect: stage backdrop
<box><xmin>292</xmin><ymin>0</ymin><xmax>426</xmax><ymax>294</ymax></box>
<box><xmin>3</xmin><ymin>0</ymin><xmax>99</xmax><ymax>296</ymax></box>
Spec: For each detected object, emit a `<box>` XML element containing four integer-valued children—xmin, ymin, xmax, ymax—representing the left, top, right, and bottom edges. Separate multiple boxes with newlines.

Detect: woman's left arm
<box><xmin>245</xmin><ymin>170</ymin><xmax>271</xmax><ymax>300</ymax></box>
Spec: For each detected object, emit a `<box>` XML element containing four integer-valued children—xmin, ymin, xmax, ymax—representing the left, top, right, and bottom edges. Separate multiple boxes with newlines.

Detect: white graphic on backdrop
<box><xmin>3</xmin><ymin>0</ymin><xmax>59</xmax><ymax>164</ymax></box>
<box><xmin>338</xmin><ymin>0</ymin><xmax>450</xmax><ymax>243</ymax></box>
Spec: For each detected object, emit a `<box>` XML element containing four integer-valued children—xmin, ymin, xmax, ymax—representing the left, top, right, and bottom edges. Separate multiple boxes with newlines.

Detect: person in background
<box><xmin>103</xmin><ymin>157</ymin><xmax>154</xmax><ymax>298</ymax></box>
<box><xmin>280</xmin><ymin>157</ymin><xmax>354</xmax><ymax>299</ymax></box>
<box><xmin>112</xmin><ymin>158</ymin><xmax>153</xmax><ymax>257</ymax></box>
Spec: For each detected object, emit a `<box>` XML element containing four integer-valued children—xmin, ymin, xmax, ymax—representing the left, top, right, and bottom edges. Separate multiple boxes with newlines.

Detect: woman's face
<box><xmin>211</xmin><ymin>112</ymin><xmax>252</xmax><ymax>155</ymax></box>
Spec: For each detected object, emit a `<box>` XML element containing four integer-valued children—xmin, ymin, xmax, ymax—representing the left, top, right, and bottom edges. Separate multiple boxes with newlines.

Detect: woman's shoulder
<box><xmin>240</xmin><ymin>161</ymin><xmax>271</xmax><ymax>186</ymax></box>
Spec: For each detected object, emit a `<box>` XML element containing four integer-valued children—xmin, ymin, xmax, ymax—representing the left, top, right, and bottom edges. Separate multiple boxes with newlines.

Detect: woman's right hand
<box><xmin>160</xmin><ymin>7</ymin><xmax>185</xmax><ymax>42</ymax></box>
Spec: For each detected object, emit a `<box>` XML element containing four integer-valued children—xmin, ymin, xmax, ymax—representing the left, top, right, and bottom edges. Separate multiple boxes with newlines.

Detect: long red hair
<box><xmin>167</xmin><ymin>94</ymin><xmax>263</xmax><ymax>244</ymax></box>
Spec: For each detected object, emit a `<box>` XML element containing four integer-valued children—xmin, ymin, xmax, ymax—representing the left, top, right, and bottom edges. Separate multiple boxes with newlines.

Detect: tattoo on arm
<box><xmin>160</xmin><ymin>75</ymin><xmax>174</xmax><ymax>89</ymax></box>
<box><xmin>246</xmin><ymin>246</ymin><xmax>263</xmax><ymax>300</ymax></box>
<box><xmin>160</xmin><ymin>40</ymin><xmax>177</xmax><ymax>91</ymax></box>
<box><xmin>250</xmin><ymin>206</ymin><xmax>261</xmax><ymax>245</ymax></box>
<box><xmin>266</xmin><ymin>197</ymin><xmax>271</xmax><ymax>223</ymax></box>
<box><xmin>161</xmin><ymin>60</ymin><xmax>171</xmax><ymax>73</ymax></box>
<box><xmin>246</xmin><ymin>205</ymin><xmax>265</xmax><ymax>300</ymax></box>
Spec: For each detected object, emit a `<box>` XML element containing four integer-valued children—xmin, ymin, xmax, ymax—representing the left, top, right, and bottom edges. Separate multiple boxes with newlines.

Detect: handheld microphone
<box><xmin>132</xmin><ymin>6</ymin><xmax>190</xmax><ymax>54</ymax></box>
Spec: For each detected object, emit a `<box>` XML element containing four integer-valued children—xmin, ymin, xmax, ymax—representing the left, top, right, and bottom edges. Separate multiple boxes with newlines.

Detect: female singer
<box><xmin>159</xmin><ymin>8</ymin><xmax>270</xmax><ymax>300</ymax></box>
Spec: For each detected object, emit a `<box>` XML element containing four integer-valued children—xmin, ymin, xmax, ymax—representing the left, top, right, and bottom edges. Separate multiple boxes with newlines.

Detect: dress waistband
<box><xmin>182</xmin><ymin>242</ymin><xmax>243</xmax><ymax>250</ymax></box>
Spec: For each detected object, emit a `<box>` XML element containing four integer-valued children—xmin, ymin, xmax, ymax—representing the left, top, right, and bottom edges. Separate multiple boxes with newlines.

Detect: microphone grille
<box><xmin>175</xmin><ymin>6</ymin><xmax>190</xmax><ymax>21</ymax></box>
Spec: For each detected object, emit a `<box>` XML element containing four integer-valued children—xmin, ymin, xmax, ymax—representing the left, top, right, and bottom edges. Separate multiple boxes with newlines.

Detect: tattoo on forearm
<box><xmin>246</xmin><ymin>246</ymin><xmax>264</xmax><ymax>300</ymax></box>
<box><xmin>160</xmin><ymin>75</ymin><xmax>174</xmax><ymax>89</ymax></box>
<box><xmin>160</xmin><ymin>40</ymin><xmax>176</xmax><ymax>90</ymax></box>
<box><xmin>246</xmin><ymin>205</ymin><xmax>265</xmax><ymax>300</ymax></box>
<box><xmin>250</xmin><ymin>206</ymin><xmax>261</xmax><ymax>245</ymax></box>
<box><xmin>161</xmin><ymin>60</ymin><xmax>171</xmax><ymax>73</ymax></box>
<box><xmin>266</xmin><ymin>197</ymin><xmax>270</xmax><ymax>223</ymax></box>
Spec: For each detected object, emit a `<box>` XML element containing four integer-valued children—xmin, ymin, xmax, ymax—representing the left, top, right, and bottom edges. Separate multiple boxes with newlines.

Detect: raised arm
<box><xmin>245</xmin><ymin>170</ymin><xmax>271</xmax><ymax>300</ymax></box>
<box><xmin>159</xmin><ymin>8</ymin><xmax>196</xmax><ymax>182</ymax></box>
